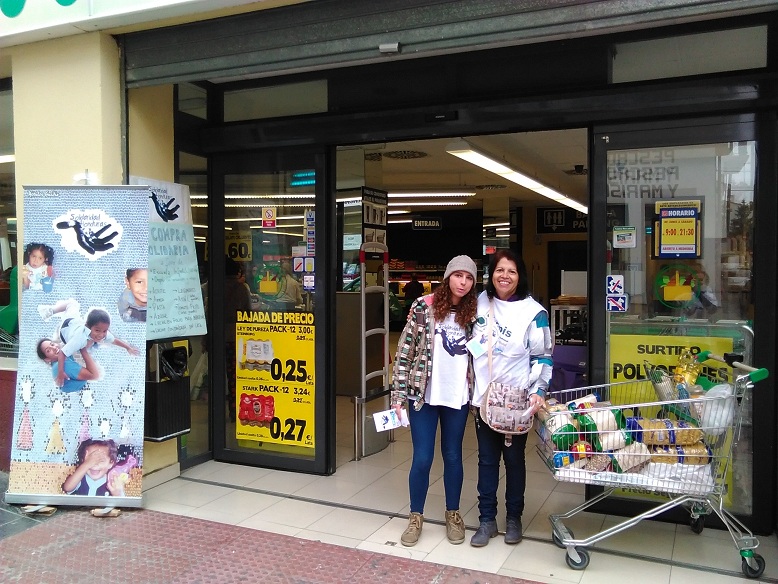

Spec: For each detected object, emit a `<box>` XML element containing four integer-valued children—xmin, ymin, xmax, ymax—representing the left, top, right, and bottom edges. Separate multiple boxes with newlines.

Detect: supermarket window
<box><xmin>0</xmin><ymin>79</ymin><xmax>17</xmax><ymax>353</ymax></box>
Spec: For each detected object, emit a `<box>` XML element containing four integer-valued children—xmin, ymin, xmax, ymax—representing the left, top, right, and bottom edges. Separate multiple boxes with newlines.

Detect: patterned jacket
<box><xmin>391</xmin><ymin>294</ymin><xmax>475</xmax><ymax>408</ymax></box>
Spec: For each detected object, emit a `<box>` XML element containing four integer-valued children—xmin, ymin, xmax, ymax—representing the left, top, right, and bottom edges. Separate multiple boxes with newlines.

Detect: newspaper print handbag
<box><xmin>479</xmin><ymin>301</ymin><xmax>534</xmax><ymax>445</ymax></box>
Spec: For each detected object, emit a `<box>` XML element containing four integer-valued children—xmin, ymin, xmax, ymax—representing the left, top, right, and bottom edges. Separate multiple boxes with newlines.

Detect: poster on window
<box><xmin>234</xmin><ymin>310</ymin><xmax>316</xmax><ymax>450</ymax></box>
<box><xmin>653</xmin><ymin>199</ymin><xmax>702</xmax><ymax>259</ymax></box>
<box><xmin>130</xmin><ymin>176</ymin><xmax>206</xmax><ymax>340</ymax></box>
<box><xmin>5</xmin><ymin>185</ymin><xmax>149</xmax><ymax>508</ymax></box>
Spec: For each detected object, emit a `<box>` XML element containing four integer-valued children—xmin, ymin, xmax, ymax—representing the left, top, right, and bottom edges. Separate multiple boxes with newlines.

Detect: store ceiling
<box><xmin>339</xmin><ymin>129</ymin><xmax>589</xmax><ymax>223</ymax></box>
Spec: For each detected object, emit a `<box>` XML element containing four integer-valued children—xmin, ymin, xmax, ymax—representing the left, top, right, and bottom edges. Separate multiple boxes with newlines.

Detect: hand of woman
<box><xmin>527</xmin><ymin>392</ymin><xmax>545</xmax><ymax>414</ymax></box>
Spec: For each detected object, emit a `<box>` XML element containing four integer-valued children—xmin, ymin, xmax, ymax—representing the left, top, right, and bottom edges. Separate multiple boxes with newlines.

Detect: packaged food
<box><xmin>650</xmin><ymin>442</ymin><xmax>711</xmax><ymax>465</ymax></box>
<box><xmin>626</xmin><ymin>418</ymin><xmax>703</xmax><ymax>446</ymax></box>
<box><xmin>538</xmin><ymin>404</ymin><xmax>578</xmax><ymax>451</ymax></box>
<box><xmin>611</xmin><ymin>442</ymin><xmax>650</xmax><ymax>473</ymax></box>
<box><xmin>577</xmin><ymin>408</ymin><xmax>632</xmax><ymax>451</ymax></box>
<box><xmin>566</xmin><ymin>393</ymin><xmax>599</xmax><ymax>411</ymax></box>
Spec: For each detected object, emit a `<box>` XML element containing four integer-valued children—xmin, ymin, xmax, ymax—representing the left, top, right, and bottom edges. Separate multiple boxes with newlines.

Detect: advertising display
<box><xmin>5</xmin><ymin>185</ymin><xmax>149</xmax><ymax>508</ymax></box>
<box><xmin>235</xmin><ymin>310</ymin><xmax>315</xmax><ymax>449</ymax></box>
<box><xmin>131</xmin><ymin>176</ymin><xmax>206</xmax><ymax>340</ymax></box>
<box><xmin>653</xmin><ymin>199</ymin><xmax>702</xmax><ymax>260</ymax></box>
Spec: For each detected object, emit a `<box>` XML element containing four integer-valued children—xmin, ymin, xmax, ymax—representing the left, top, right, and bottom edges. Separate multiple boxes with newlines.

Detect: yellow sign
<box><xmin>235</xmin><ymin>311</ymin><xmax>315</xmax><ymax>449</ymax></box>
<box><xmin>610</xmin><ymin>334</ymin><xmax>733</xmax><ymax>384</ymax></box>
<box><xmin>225</xmin><ymin>231</ymin><xmax>252</xmax><ymax>262</ymax></box>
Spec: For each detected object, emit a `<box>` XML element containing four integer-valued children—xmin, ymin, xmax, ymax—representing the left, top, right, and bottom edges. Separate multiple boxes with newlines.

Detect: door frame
<box><xmin>590</xmin><ymin>113</ymin><xmax>777</xmax><ymax>534</ymax></box>
<box><xmin>210</xmin><ymin>147</ymin><xmax>336</xmax><ymax>475</ymax></box>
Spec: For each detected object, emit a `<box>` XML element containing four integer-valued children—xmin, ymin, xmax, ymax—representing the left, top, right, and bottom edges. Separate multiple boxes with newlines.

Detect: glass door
<box><xmin>211</xmin><ymin>148</ymin><xmax>333</xmax><ymax>474</ymax></box>
<box><xmin>590</xmin><ymin>114</ymin><xmax>775</xmax><ymax>533</ymax></box>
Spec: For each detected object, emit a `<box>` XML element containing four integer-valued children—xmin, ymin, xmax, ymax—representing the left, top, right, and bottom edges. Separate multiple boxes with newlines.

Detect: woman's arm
<box><xmin>527</xmin><ymin>310</ymin><xmax>553</xmax><ymax>397</ymax></box>
<box><xmin>390</xmin><ymin>301</ymin><xmax>422</xmax><ymax>407</ymax></box>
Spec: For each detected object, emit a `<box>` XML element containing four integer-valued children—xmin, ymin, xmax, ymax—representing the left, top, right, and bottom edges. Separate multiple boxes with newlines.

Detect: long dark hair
<box><xmin>432</xmin><ymin>275</ymin><xmax>478</xmax><ymax>327</ymax></box>
<box><xmin>484</xmin><ymin>249</ymin><xmax>530</xmax><ymax>301</ymax></box>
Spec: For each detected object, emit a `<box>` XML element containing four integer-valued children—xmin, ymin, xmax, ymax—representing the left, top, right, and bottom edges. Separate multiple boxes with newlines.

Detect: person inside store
<box><xmin>225</xmin><ymin>257</ymin><xmax>252</xmax><ymax>422</ymax></box>
<box><xmin>391</xmin><ymin>255</ymin><xmax>478</xmax><ymax>548</ymax></box>
<box><xmin>402</xmin><ymin>274</ymin><xmax>425</xmax><ymax>315</ymax></box>
<box><xmin>275</xmin><ymin>259</ymin><xmax>303</xmax><ymax>310</ymax></box>
<box><xmin>469</xmin><ymin>249</ymin><xmax>552</xmax><ymax>547</ymax></box>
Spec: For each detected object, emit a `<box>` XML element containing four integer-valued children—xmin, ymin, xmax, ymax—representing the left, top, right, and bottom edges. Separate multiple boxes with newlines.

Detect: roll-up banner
<box><xmin>5</xmin><ymin>185</ymin><xmax>149</xmax><ymax>508</ymax></box>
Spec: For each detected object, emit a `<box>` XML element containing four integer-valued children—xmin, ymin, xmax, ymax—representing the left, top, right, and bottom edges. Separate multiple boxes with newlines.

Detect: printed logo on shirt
<box><xmin>436</xmin><ymin>321</ymin><xmax>468</xmax><ymax>357</ymax></box>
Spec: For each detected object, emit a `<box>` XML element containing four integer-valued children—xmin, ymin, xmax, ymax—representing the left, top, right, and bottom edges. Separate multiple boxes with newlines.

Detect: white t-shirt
<box><xmin>471</xmin><ymin>293</ymin><xmax>551</xmax><ymax>407</ymax></box>
<box><xmin>427</xmin><ymin>312</ymin><xmax>470</xmax><ymax>408</ymax></box>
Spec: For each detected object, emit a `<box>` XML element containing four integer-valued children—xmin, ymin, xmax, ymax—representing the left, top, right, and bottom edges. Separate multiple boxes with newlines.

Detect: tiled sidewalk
<box><xmin>0</xmin><ymin>508</ymin><xmax>543</xmax><ymax>584</ymax></box>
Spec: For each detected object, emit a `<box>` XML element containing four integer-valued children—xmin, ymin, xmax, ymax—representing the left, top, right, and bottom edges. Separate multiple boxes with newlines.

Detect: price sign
<box><xmin>234</xmin><ymin>311</ymin><xmax>316</xmax><ymax>448</ymax></box>
<box><xmin>225</xmin><ymin>231</ymin><xmax>252</xmax><ymax>261</ymax></box>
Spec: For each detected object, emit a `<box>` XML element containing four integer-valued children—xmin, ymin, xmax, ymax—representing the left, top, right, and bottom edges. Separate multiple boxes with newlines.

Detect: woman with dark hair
<box><xmin>469</xmin><ymin>249</ymin><xmax>553</xmax><ymax>547</ymax></box>
<box><xmin>391</xmin><ymin>255</ymin><xmax>478</xmax><ymax>548</ymax></box>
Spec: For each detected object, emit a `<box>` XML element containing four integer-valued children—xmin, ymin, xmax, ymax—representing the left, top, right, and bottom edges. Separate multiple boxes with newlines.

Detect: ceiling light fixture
<box><xmin>0</xmin><ymin>155</ymin><xmax>15</xmax><ymax>164</ymax></box>
<box><xmin>388</xmin><ymin>219</ymin><xmax>413</xmax><ymax>224</ymax></box>
<box><xmin>387</xmin><ymin>191</ymin><xmax>475</xmax><ymax>198</ymax></box>
<box><xmin>388</xmin><ymin>201</ymin><xmax>467</xmax><ymax>207</ymax></box>
<box><xmin>483</xmin><ymin>221</ymin><xmax>510</xmax><ymax>228</ymax></box>
<box><xmin>446</xmin><ymin>139</ymin><xmax>588</xmax><ymax>214</ymax></box>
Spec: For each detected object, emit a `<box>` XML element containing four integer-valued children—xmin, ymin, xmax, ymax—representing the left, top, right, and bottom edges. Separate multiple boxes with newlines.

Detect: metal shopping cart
<box><xmin>537</xmin><ymin>350</ymin><xmax>769</xmax><ymax>578</ymax></box>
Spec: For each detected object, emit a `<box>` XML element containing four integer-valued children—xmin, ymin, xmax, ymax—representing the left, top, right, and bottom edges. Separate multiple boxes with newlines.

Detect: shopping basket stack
<box><xmin>536</xmin><ymin>350</ymin><xmax>769</xmax><ymax>578</ymax></box>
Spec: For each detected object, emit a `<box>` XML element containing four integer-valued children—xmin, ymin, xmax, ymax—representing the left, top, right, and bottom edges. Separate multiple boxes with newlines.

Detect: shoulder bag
<box><xmin>479</xmin><ymin>300</ymin><xmax>534</xmax><ymax>445</ymax></box>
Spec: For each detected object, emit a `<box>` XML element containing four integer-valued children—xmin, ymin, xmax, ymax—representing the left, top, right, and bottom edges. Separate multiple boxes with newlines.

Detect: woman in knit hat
<box><xmin>391</xmin><ymin>254</ymin><xmax>478</xmax><ymax>548</ymax></box>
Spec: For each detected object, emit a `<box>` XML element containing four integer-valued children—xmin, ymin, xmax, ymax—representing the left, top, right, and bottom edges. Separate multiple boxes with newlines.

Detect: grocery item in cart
<box><xmin>610</xmin><ymin>442</ymin><xmax>650</xmax><ymax>473</ymax></box>
<box><xmin>699</xmin><ymin>383</ymin><xmax>736</xmax><ymax>436</ymax></box>
<box><xmin>537</xmin><ymin>403</ymin><xmax>578</xmax><ymax>450</ymax></box>
<box><xmin>626</xmin><ymin>417</ymin><xmax>703</xmax><ymax>445</ymax></box>
<box><xmin>552</xmin><ymin>441</ymin><xmax>593</xmax><ymax>468</ymax></box>
<box><xmin>649</xmin><ymin>443</ymin><xmax>711</xmax><ymax>465</ymax></box>
<box><xmin>565</xmin><ymin>393</ymin><xmax>599</xmax><ymax>410</ymax></box>
<box><xmin>576</xmin><ymin>408</ymin><xmax>632</xmax><ymax>451</ymax></box>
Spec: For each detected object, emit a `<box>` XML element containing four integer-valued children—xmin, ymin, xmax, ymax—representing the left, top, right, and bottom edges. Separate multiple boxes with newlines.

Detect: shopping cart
<box><xmin>537</xmin><ymin>350</ymin><xmax>769</xmax><ymax>578</ymax></box>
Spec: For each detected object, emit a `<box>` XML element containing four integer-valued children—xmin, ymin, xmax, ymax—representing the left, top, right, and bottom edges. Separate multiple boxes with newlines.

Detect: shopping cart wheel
<box><xmin>565</xmin><ymin>547</ymin><xmax>590</xmax><ymax>570</ymax></box>
<box><xmin>741</xmin><ymin>553</ymin><xmax>765</xmax><ymax>578</ymax></box>
<box><xmin>553</xmin><ymin>529</ymin><xmax>574</xmax><ymax>549</ymax></box>
<box><xmin>690</xmin><ymin>516</ymin><xmax>705</xmax><ymax>534</ymax></box>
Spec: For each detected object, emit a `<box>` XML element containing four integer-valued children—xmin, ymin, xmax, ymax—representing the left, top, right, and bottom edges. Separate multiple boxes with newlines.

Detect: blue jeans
<box><xmin>408</xmin><ymin>402</ymin><xmax>469</xmax><ymax>513</ymax></box>
<box><xmin>475</xmin><ymin>421</ymin><xmax>528</xmax><ymax>522</ymax></box>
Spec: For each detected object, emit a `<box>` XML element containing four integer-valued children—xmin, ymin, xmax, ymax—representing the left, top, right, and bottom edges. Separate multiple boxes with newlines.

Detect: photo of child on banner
<box><xmin>5</xmin><ymin>186</ymin><xmax>150</xmax><ymax>508</ymax></box>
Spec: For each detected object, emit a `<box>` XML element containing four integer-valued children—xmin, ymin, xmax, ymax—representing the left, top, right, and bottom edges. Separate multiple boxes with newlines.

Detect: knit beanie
<box><xmin>443</xmin><ymin>255</ymin><xmax>477</xmax><ymax>281</ymax></box>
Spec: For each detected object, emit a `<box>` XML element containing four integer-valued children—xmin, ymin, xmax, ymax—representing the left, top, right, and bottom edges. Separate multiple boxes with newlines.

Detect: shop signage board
<box><xmin>362</xmin><ymin>187</ymin><xmax>387</xmax><ymax>255</ymax></box>
<box><xmin>6</xmin><ymin>185</ymin><xmax>149</xmax><ymax>508</ymax></box>
<box><xmin>653</xmin><ymin>199</ymin><xmax>702</xmax><ymax>259</ymax></box>
<box><xmin>536</xmin><ymin>207</ymin><xmax>588</xmax><ymax>234</ymax></box>
<box><xmin>412</xmin><ymin>218</ymin><xmax>442</xmax><ymax>230</ymax></box>
<box><xmin>235</xmin><ymin>310</ymin><xmax>316</xmax><ymax>449</ymax></box>
<box><xmin>225</xmin><ymin>231</ymin><xmax>252</xmax><ymax>262</ymax></box>
<box><xmin>131</xmin><ymin>176</ymin><xmax>207</xmax><ymax>340</ymax></box>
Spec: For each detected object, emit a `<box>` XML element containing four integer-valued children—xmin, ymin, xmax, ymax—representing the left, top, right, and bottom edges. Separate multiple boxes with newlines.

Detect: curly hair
<box><xmin>431</xmin><ymin>275</ymin><xmax>478</xmax><ymax>327</ymax></box>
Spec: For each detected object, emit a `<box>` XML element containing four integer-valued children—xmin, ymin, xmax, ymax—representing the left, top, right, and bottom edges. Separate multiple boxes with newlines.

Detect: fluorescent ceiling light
<box><xmin>225</xmin><ymin>194</ymin><xmax>315</xmax><ymax>199</ymax></box>
<box><xmin>337</xmin><ymin>196</ymin><xmax>362</xmax><ymax>203</ymax></box>
<box><xmin>388</xmin><ymin>191</ymin><xmax>475</xmax><ymax>198</ymax></box>
<box><xmin>388</xmin><ymin>201</ymin><xmax>467</xmax><ymax>207</ymax></box>
<box><xmin>388</xmin><ymin>219</ymin><xmax>413</xmax><ymax>224</ymax></box>
<box><xmin>0</xmin><ymin>155</ymin><xmax>15</xmax><ymax>164</ymax></box>
<box><xmin>483</xmin><ymin>222</ymin><xmax>510</xmax><ymax>228</ymax></box>
<box><xmin>388</xmin><ymin>210</ymin><xmax>411</xmax><ymax>215</ymax></box>
<box><xmin>446</xmin><ymin>139</ymin><xmax>588</xmax><ymax>214</ymax></box>
<box><xmin>225</xmin><ymin>203</ymin><xmax>311</xmax><ymax>208</ymax></box>
<box><xmin>250</xmin><ymin>228</ymin><xmax>304</xmax><ymax>237</ymax></box>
